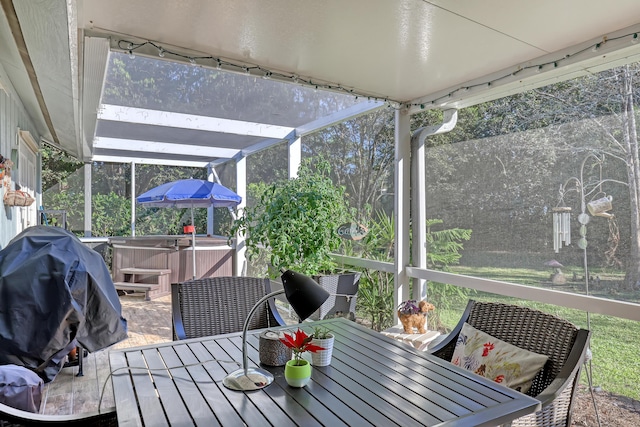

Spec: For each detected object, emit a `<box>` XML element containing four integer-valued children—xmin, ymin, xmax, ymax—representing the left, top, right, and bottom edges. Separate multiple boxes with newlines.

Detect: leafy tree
<box><xmin>415</xmin><ymin>64</ymin><xmax>640</xmax><ymax>293</ymax></box>
<box><xmin>426</xmin><ymin>219</ymin><xmax>472</xmax><ymax>269</ymax></box>
<box><xmin>40</xmin><ymin>144</ymin><xmax>83</xmax><ymax>192</ymax></box>
<box><xmin>423</xmin><ymin>219</ymin><xmax>474</xmax><ymax>331</ymax></box>
<box><xmin>304</xmin><ymin>109</ymin><xmax>395</xmax><ymax>216</ymax></box>
<box><xmin>91</xmin><ymin>192</ymin><xmax>131</xmax><ymax>236</ymax></box>
<box><xmin>520</xmin><ymin>65</ymin><xmax>640</xmax><ymax>288</ymax></box>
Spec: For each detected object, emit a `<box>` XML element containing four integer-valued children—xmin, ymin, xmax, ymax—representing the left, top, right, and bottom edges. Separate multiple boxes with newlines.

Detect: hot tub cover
<box><xmin>0</xmin><ymin>226</ymin><xmax>127</xmax><ymax>382</ymax></box>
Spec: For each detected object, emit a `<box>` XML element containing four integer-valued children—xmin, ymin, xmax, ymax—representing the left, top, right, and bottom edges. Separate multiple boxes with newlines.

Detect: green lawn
<box><xmin>435</xmin><ymin>266</ymin><xmax>640</xmax><ymax>400</ymax></box>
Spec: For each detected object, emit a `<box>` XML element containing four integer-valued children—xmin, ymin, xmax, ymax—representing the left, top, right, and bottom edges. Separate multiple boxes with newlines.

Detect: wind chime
<box><xmin>553</xmin><ymin>185</ymin><xmax>571</xmax><ymax>253</ymax></box>
<box><xmin>552</xmin><ymin>207</ymin><xmax>572</xmax><ymax>253</ymax></box>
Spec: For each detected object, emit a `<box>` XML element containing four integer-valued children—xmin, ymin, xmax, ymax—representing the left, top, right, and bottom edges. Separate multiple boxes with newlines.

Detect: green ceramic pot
<box><xmin>284</xmin><ymin>359</ymin><xmax>311</xmax><ymax>387</ymax></box>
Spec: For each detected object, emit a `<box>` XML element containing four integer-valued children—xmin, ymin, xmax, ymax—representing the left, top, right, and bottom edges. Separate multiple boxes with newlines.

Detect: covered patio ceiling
<box><xmin>2</xmin><ymin>0</ymin><xmax>640</xmax><ymax>164</ymax></box>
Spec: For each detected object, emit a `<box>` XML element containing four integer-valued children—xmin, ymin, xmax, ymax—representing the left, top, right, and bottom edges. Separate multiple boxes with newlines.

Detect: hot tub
<box><xmin>109</xmin><ymin>235</ymin><xmax>235</xmax><ymax>287</ymax></box>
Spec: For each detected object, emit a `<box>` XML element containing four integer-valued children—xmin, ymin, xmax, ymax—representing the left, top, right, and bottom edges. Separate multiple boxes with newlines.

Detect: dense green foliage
<box><xmin>40</xmin><ymin>145</ymin><xmax>83</xmax><ymax>192</ymax></box>
<box><xmin>231</xmin><ymin>158</ymin><xmax>351</xmax><ymax>276</ymax></box>
<box><xmin>426</xmin><ymin>219</ymin><xmax>472</xmax><ymax>268</ymax></box>
<box><xmin>423</xmin><ymin>219</ymin><xmax>475</xmax><ymax>330</ymax></box>
<box><xmin>41</xmin><ymin>144</ymin><xmax>225</xmax><ymax>237</ymax></box>
<box><xmin>419</xmin><ymin>66</ymin><xmax>640</xmax><ymax>288</ymax></box>
<box><xmin>354</xmin><ymin>212</ymin><xmax>396</xmax><ymax>331</ymax></box>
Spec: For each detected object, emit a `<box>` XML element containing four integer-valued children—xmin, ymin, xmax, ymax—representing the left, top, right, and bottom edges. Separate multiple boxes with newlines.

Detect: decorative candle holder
<box><xmin>259</xmin><ymin>330</ymin><xmax>291</xmax><ymax>366</ymax></box>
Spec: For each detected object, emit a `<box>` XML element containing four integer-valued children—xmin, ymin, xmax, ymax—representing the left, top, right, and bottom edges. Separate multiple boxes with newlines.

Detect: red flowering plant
<box><xmin>279</xmin><ymin>328</ymin><xmax>325</xmax><ymax>365</ymax></box>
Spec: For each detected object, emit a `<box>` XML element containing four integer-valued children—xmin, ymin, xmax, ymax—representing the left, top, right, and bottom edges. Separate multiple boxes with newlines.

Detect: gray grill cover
<box><xmin>0</xmin><ymin>226</ymin><xmax>127</xmax><ymax>382</ymax></box>
<box><xmin>0</xmin><ymin>364</ymin><xmax>43</xmax><ymax>412</ymax></box>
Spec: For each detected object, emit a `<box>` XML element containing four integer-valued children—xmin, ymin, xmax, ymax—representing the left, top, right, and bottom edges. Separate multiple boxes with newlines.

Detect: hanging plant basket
<box><xmin>3</xmin><ymin>190</ymin><xmax>35</xmax><ymax>207</ymax></box>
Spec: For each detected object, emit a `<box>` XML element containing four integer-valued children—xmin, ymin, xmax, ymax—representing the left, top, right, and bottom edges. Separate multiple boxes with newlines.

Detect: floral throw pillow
<box><xmin>451</xmin><ymin>322</ymin><xmax>548</xmax><ymax>394</ymax></box>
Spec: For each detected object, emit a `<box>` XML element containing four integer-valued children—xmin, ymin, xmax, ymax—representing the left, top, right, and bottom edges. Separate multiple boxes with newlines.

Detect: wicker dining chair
<box><xmin>0</xmin><ymin>402</ymin><xmax>116</xmax><ymax>426</ymax></box>
<box><xmin>429</xmin><ymin>300</ymin><xmax>591</xmax><ymax>427</ymax></box>
<box><xmin>171</xmin><ymin>277</ymin><xmax>287</xmax><ymax>340</ymax></box>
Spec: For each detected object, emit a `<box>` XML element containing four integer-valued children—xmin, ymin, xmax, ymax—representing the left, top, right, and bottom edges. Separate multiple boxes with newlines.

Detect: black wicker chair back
<box><xmin>0</xmin><ymin>402</ymin><xmax>116</xmax><ymax>426</ymax></box>
<box><xmin>171</xmin><ymin>277</ymin><xmax>286</xmax><ymax>340</ymax></box>
<box><xmin>429</xmin><ymin>300</ymin><xmax>590</xmax><ymax>427</ymax></box>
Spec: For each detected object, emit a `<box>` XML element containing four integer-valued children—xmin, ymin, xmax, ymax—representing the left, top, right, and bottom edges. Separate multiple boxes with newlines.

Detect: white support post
<box><xmin>84</xmin><ymin>162</ymin><xmax>92</xmax><ymax>237</ymax></box>
<box><xmin>394</xmin><ymin>109</ymin><xmax>412</xmax><ymax>322</ymax></box>
<box><xmin>207</xmin><ymin>165</ymin><xmax>214</xmax><ymax>235</ymax></box>
<box><xmin>131</xmin><ymin>161</ymin><xmax>136</xmax><ymax>236</ymax></box>
<box><xmin>288</xmin><ymin>136</ymin><xmax>301</xmax><ymax>178</ymax></box>
<box><xmin>411</xmin><ymin>133</ymin><xmax>427</xmax><ymax>301</ymax></box>
<box><xmin>235</xmin><ymin>155</ymin><xmax>247</xmax><ymax>276</ymax></box>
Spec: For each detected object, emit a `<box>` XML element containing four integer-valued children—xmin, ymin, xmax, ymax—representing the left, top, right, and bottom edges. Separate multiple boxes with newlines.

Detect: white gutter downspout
<box><xmin>410</xmin><ymin>109</ymin><xmax>458</xmax><ymax>302</ymax></box>
<box><xmin>233</xmin><ymin>155</ymin><xmax>247</xmax><ymax>276</ymax></box>
<box><xmin>131</xmin><ymin>161</ymin><xmax>135</xmax><ymax>236</ymax></box>
<box><xmin>84</xmin><ymin>162</ymin><xmax>92</xmax><ymax>237</ymax></box>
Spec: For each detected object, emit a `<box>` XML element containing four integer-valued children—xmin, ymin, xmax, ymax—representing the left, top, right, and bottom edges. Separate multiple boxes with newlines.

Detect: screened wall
<box><xmin>40</xmin><ymin>59</ymin><xmax>640</xmax><ymax>402</ymax></box>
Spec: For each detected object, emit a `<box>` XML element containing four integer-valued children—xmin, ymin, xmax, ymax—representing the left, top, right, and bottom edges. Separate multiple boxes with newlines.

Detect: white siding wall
<box><xmin>0</xmin><ymin>73</ymin><xmax>41</xmax><ymax>249</ymax></box>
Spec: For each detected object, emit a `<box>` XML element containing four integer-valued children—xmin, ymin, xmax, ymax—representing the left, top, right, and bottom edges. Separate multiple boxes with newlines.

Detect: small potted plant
<box><xmin>279</xmin><ymin>328</ymin><xmax>325</xmax><ymax>387</ymax></box>
<box><xmin>310</xmin><ymin>325</ymin><xmax>335</xmax><ymax>366</ymax></box>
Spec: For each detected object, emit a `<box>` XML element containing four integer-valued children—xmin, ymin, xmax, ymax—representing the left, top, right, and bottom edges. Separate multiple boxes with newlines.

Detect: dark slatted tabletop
<box><xmin>109</xmin><ymin>317</ymin><xmax>540</xmax><ymax>426</ymax></box>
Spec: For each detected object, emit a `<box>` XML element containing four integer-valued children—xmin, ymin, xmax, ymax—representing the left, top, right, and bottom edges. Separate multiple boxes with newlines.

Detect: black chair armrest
<box><xmin>428</xmin><ymin>300</ymin><xmax>590</xmax><ymax>427</ymax></box>
<box><xmin>535</xmin><ymin>329</ymin><xmax>591</xmax><ymax>406</ymax></box>
<box><xmin>266</xmin><ymin>294</ymin><xmax>287</xmax><ymax>327</ymax></box>
<box><xmin>171</xmin><ymin>283</ymin><xmax>187</xmax><ymax>340</ymax></box>
<box><xmin>429</xmin><ymin>300</ymin><xmax>475</xmax><ymax>360</ymax></box>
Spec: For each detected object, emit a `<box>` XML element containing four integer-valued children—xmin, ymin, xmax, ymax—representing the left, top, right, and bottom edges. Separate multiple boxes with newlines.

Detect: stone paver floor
<box><xmin>40</xmin><ymin>293</ymin><xmax>173</xmax><ymax>415</ymax></box>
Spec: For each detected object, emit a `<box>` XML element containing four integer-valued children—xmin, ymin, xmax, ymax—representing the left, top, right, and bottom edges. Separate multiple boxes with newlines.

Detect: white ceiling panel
<box><xmin>428</xmin><ymin>0</ymin><xmax>640</xmax><ymax>52</ymax></box>
<box><xmin>79</xmin><ymin>0</ymin><xmax>543</xmax><ymax>102</ymax></box>
<box><xmin>78</xmin><ymin>0</ymin><xmax>640</xmax><ymax>104</ymax></box>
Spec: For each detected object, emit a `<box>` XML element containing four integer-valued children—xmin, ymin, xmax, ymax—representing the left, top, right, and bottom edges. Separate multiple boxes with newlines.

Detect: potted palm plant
<box><xmin>230</xmin><ymin>158</ymin><xmax>360</xmax><ymax>319</ymax></box>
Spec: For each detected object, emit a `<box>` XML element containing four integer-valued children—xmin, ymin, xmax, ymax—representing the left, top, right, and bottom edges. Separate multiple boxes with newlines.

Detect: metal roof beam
<box><xmin>93</xmin><ymin>137</ymin><xmax>239</xmax><ymax>158</ymax></box>
<box><xmin>92</xmin><ymin>154</ymin><xmax>209</xmax><ymax>168</ymax></box>
<box><xmin>211</xmin><ymin>101</ymin><xmax>388</xmax><ymax>166</ymax></box>
<box><xmin>98</xmin><ymin>104</ymin><xmax>295</xmax><ymax>138</ymax></box>
<box><xmin>82</xmin><ymin>37</ymin><xmax>111</xmax><ymax>160</ymax></box>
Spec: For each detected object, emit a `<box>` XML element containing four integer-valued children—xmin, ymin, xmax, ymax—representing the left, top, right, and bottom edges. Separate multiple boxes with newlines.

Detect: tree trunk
<box><xmin>621</xmin><ymin>66</ymin><xmax>640</xmax><ymax>289</ymax></box>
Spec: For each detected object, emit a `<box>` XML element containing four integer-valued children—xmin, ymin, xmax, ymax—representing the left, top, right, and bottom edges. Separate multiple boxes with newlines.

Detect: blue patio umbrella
<box><xmin>137</xmin><ymin>179</ymin><xmax>242</xmax><ymax>278</ymax></box>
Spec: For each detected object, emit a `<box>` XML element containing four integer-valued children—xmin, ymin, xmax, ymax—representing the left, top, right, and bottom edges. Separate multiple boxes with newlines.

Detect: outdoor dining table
<box><xmin>109</xmin><ymin>317</ymin><xmax>540</xmax><ymax>426</ymax></box>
